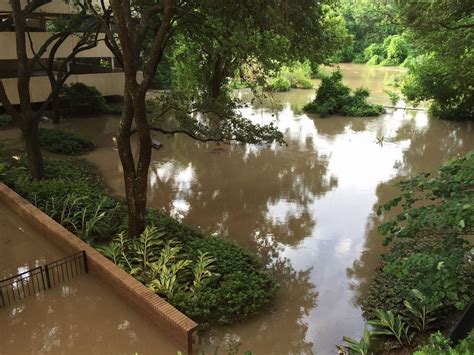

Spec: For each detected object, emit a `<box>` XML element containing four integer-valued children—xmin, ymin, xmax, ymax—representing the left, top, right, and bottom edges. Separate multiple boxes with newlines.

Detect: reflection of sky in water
<box><xmin>151</xmin><ymin>92</ymin><xmax>455</xmax><ymax>352</ymax></box>
<box><xmin>150</xmin><ymin>161</ymin><xmax>195</xmax><ymax>218</ymax></box>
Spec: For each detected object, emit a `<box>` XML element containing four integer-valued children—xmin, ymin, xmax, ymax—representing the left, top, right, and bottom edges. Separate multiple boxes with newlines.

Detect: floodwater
<box><xmin>1</xmin><ymin>63</ymin><xmax>473</xmax><ymax>354</ymax></box>
<box><xmin>0</xmin><ymin>202</ymin><xmax>178</xmax><ymax>354</ymax></box>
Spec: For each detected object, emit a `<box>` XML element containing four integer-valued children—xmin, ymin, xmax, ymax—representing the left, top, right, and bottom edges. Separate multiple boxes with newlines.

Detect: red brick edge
<box><xmin>0</xmin><ymin>183</ymin><xmax>198</xmax><ymax>354</ymax></box>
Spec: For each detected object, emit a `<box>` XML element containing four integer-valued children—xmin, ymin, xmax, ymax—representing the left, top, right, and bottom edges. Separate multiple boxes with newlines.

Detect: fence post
<box><xmin>82</xmin><ymin>251</ymin><xmax>88</xmax><ymax>273</ymax></box>
<box><xmin>44</xmin><ymin>265</ymin><xmax>52</xmax><ymax>289</ymax></box>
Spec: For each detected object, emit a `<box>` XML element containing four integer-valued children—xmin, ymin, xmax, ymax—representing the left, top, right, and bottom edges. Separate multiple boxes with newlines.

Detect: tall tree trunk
<box><xmin>11</xmin><ymin>0</ymin><xmax>45</xmax><ymax>179</ymax></box>
<box><xmin>22</xmin><ymin>115</ymin><xmax>44</xmax><ymax>179</ymax></box>
<box><xmin>117</xmin><ymin>85</ymin><xmax>151</xmax><ymax>237</ymax></box>
<box><xmin>52</xmin><ymin>95</ymin><xmax>61</xmax><ymax>124</ymax></box>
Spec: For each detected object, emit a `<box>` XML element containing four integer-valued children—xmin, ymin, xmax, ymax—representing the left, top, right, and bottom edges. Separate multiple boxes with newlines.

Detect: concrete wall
<box><xmin>0</xmin><ymin>182</ymin><xmax>199</xmax><ymax>354</ymax></box>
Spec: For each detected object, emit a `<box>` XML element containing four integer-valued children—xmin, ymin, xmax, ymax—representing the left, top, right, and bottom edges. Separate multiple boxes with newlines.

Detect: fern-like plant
<box><xmin>368</xmin><ymin>310</ymin><xmax>412</xmax><ymax>347</ymax></box>
<box><xmin>404</xmin><ymin>289</ymin><xmax>442</xmax><ymax>331</ymax></box>
<box><xmin>337</xmin><ymin>326</ymin><xmax>372</xmax><ymax>355</ymax></box>
<box><xmin>99</xmin><ymin>226</ymin><xmax>216</xmax><ymax>299</ymax></box>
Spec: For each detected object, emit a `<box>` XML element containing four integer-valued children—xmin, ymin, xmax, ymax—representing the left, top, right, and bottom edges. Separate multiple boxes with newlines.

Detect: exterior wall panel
<box><xmin>1</xmin><ymin>72</ymin><xmax>126</xmax><ymax>105</ymax></box>
<box><xmin>0</xmin><ymin>33</ymin><xmax>114</xmax><ymax>60</ymax></box>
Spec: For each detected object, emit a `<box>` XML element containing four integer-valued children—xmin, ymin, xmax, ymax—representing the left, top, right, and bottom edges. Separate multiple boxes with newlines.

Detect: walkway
<box><xmin>0</xmin><ymin>201</ymin><xmax>178</xmax><ymax>355</ymax></box>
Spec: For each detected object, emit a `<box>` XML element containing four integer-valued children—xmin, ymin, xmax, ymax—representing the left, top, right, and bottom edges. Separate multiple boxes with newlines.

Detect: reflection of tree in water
<box><xmin>346</xmin><ymin>181</ymin><xmax>397</xmax><ymax>306</ymax></box>
<box><xmin>148</xmin><ymin>122</ymin><xmax>330</xmax><ymax>353</ymax></box>
<box><xmin>202</xmin><ymin>254</ymin><xmax>318</xmax><ymax>354</ymax></box>
<box><xmin>147</xmin><ymin>131</ymin><xmax>337</xmax><ymax>251</ymax></box>
<box><xmin>347</xmin><ymin>116</ymin><xmax>473</xmax><ymax>311</ymax></box>
<box><xmin>394</xmin><ymin>115</ymin><xmax>473</xmax><ymax>175</ymax></box>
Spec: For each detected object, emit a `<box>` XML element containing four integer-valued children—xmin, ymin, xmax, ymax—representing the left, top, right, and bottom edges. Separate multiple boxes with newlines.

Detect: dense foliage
<box><xmin>38</xmin><ymin>128</ymin><xmax>95</xmax><ymax>155</ymax></box>
<box><xmin>394</xmin><ymin>1</ymin><xmax>473</xmax><ymax>120</ymax></box>
<box><xmin>356</xmin><ymin>153</ymin><xmax>474</xmax><ymax>350</ymax></box>
<box><xmin>303</xmin><ymin>70</ymin><xmax>385</xmax><ymax>117</ymax></box>
<box><xmin>61</xmin><ymin>83</ymin><xmax>108</xmax><ymax>115</ymax></box>
<box><xmin>362</xmin><ymin>34</ymin><xmax>410</xmax><ymax>66</ymax></box>
<box><xmin>0</xmin><ymin>157</ymin><xmax>278</xmax><ymax>326</ymax></box>
<box><xmin>267</xmin><ymin>62</ymin><xmax>314</xmax><ymax>92</ymax></box>
<box><xmin>414</xmin><ymin>331</ymin><xmax>474</xmax><ymax>355</ymax></box>
<box><xmin>336</xmin><ymin>0</ymin><xmax>406</xmax><ymax>64</ymax></box>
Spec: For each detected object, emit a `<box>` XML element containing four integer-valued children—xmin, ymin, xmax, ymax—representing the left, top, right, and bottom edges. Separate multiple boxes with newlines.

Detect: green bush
<box><xmin>363</xmin><ymin>43</ymin><xmax>384</xmax><ymax>63</ymax></box>
<box><xmin>380</xmin><ymin>34</ymin><xmax>410</xmax><ymax>66</ymax></box>
<box><xmin>61</xmin><ymin>83</ymin><xmax>108</xmax><ymax>115</ymax></box>
<box><xmin>0</xmin><ymin>114</ymin><xmax>14</xmax><ymax>128</ymax></box>
<box><xmin>141</xmin><ymin>210</ymin><xmax>279</xmax><ymax>326</ymax></box>
<box><xmin>39</xmin><ymin>128</ymin><xmax>95</xmax><ymax>155</ymax></box>
<box><xmin>303</xmin><ymin>70</ymin><xmax>385</xmax><ymax>117</ymax></box>
<box><xmin>363</xmin><ymin>153</ymin><xmax>474</xmax><ymax>320</ymax></box>
<box><xmin>402</xmin><ymin>53</ymin><xmax>473</xmax><ymax>120</ymax></box>
<box><xmin>414</xmin><ymin>331</ymin><xmax>474</xmax><ymax>355</ymax></box>
<box><xmin>267</xmin><ymin>76</ymin><xmax>291</xmax><ymax>92</ymax></box>
<box><xmin>267</xmin><ymin>62</ymin><xmax>314</xmax><ymax>92</ymax></box>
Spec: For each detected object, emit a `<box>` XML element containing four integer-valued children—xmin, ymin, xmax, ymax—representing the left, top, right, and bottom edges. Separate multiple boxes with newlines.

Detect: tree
<box><xmin>87</xmin><ymin>0</ymin><xmax>343</xmax><ymax>237</ymax></box>
<box><xmin>337</xmin><ymin>0</ymin><xmax>402</xmax><ymax>62</ymax></box>
<box><xmin>0</xmin><ymin>0</ymin><xmax>100</xmax><ymax>179</ymax></box>
<box><xmin>393</xmin><ymin>0</ymin><xmax>473</xmax><ymax>120</ymax></box>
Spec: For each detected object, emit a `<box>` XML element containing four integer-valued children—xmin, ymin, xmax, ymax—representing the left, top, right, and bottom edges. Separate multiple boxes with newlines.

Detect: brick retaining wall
<box><xmin>0</xmin><ymin>182</ymin><xmax>198</xmax><ymax>354</ymax></box>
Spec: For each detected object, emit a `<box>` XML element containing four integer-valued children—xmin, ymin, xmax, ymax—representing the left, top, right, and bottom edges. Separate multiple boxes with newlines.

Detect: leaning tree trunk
<box><xmin>21</xmin><ymin>115</ymin><xmax>44</xmax><ymax>179</ymax></box>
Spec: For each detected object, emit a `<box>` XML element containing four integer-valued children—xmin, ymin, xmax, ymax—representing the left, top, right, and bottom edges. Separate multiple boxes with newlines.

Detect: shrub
<box><xmin>39</xmin><ymin>128</ymin><xmax>95</xmax><ymax>155</ymax></box>
<box><xmin>139</xmin><ymin>210</ymin><xmax>279</xmax><ymax>326</ymax></box>
<box><xmin>402</xmin><ymin>54</ymin><xmax>473</xmax><ymax>121</ymax></box>
<box><xmin>380</xmin><ymin>34</ymin><xmax>410</xmax><ymax>66</ymax></box>
<box><xmin>363</xmin><ymin>43</ymin><xmax>384</xmax><ymax>63</ymax></box>
<box><xmin>267</xmin><ymin>76</ymin><xmax>291</xmax><ymax>92</ymax></box>
<box><xmin>0</xmin><ymin>114</ymin><xmax>14</xmax><ymax>128</ymax></box>
<box><xmin>414</xmin><ymin>331</ymin><xmax>474</xmax><ymax>355</ymax></box>
<box><xmin>303</xmin><ymin>70</ymin><xmax>385</xmax><ymax>117</ymax></box>
<box><xmin>61</xmin><ymin>83</ymin><xmax>108</xmax><ymax>115</ymax></box>
<box><xmin>267</xmin><ymin>62</ymin><xmax>314</xmax><ymax>92</ymax></box>
<box><xmin>363</xmin><ymin>153</ymin><xmax>474</xmax><ymax>322</ymax></box>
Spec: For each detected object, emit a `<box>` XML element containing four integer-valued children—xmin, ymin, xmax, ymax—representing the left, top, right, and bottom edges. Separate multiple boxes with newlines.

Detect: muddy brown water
<box><xmin>1</xmin><ymin>63</ymin><xmax>473</xmax><ymax>354</ymax></box>
<box><xmin>0</xmin><ymin>201</ymin><xmax>178</xmax><ymax>354</ymax></box>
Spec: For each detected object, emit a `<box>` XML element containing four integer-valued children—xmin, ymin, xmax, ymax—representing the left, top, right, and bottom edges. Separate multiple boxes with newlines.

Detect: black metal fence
<box><xmin>0</xmin><ymin>251</ymin><xmax>88</xmax><ymax>308</ymax></box>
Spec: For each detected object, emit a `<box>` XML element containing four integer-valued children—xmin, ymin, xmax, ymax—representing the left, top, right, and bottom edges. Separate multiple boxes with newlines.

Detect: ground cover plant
<box><xmin>339</xmin><ymin>153</ymin><xmax>474</xmax><ymax>352</ymax></box>
<box><xmin>38</xmin><ymin>128</ymin><xmax>95</xmax><ymax>155</ymax></box>
<box><xmin>0</xmin><ymin>157</ymin><xmax>278</xmax><ymax>326</ymax></box>
<box><xmin>303</xmin><ymin>70</ymin><xmax>385</xmax><ymax>117</ymax></box>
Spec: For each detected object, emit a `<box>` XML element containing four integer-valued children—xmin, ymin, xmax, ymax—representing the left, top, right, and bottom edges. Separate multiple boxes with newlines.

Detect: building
<box><xmin>0</xmin><ymin>0</ymin><xmax>125</xmax><ymax>105</ymax></box>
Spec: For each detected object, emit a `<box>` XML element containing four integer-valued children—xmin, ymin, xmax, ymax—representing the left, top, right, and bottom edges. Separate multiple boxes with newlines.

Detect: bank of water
<box><xmin>1</xmin><ymin>63</ymin><xmax>473</xmax><ymax>353</ymax></box>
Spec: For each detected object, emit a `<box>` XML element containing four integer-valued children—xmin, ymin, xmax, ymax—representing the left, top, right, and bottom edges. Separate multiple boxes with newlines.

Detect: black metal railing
<box><xmin>0</xmin><ymin>251</ymin><xmax>88</xmax><ymax>308</ymax></box>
